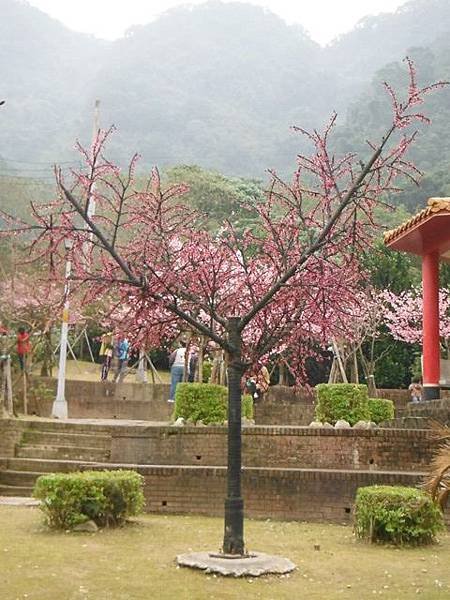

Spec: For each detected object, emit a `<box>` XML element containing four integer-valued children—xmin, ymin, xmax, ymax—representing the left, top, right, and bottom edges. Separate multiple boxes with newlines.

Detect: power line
<box><xmin>0</xmin><ymin>158</ymin><xmax>80</xmax><ymax>165</ymax></box>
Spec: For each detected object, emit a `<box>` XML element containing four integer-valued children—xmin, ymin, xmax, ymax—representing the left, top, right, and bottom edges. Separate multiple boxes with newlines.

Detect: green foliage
<box><xmin>29</xmin><ymin>381</ymin><xmax>53</xmax><ymax>404</ymax></box>
<box><xmin>335</xmin><ymin>35</ymin><xmax>450</xmax><ymax>213</ymax></box>
<box><xmin>202</xmin><ymin>359</ymin><xmax>213</xmax><ymax>383</ymax></box>
<box><xmin>354</xmin><ymin>485</ymin><xmax>444</xmax><ymax>545</ymax></box>
<box><xmin>368</xmin><ymin>398</ymin><xmax>395</xmax><ymax>424</ymax></box>
<box><xmin>361</xmin><ymin>240</ymin><xmax>420</xmax><ymax>293</ymax></box>
<box><xmin>33</xmin><ymin>470</ymin><xmax>145</xmax><ymax>530</ymax></box>
<box><xmin>372</xmin><ymin>338</ymin><xmax>420</xmax><ymax>389</ymax></box>
<box><xmin>164</xmin><ymin>165</ymin><xmax>264</xmax><ymax>231</ymax></box>
<box><xmin>174</xmin><ymin>383</ymin><xmax>253</xmax><ymax>424</ymax></box>
<box><xmin>315</xmin><ymin>384</ymin><xmax>370</xmax><ymax>425</ymax></box>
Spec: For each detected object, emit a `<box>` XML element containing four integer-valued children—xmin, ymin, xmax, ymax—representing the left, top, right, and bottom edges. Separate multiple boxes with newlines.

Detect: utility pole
<box><xmin>52</xmin><ymin>100</ymin><xmax>100</xmax><ymax>418</ymax></box>
<box><xmin>52</xmin><ymin>239</ymin><xmax>73</xmax><ymax>418</ymax></box>
<box><xmin>87</xmin><ymin>100</ymin><xmax>100</xmax><ymax>224</ymax></box>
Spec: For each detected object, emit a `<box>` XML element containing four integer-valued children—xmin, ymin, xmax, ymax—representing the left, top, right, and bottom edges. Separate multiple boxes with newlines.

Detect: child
<box><xmin>408</xmin><ymin>377</ymin><xmax>423</xmax><ymax>403</ymax></box>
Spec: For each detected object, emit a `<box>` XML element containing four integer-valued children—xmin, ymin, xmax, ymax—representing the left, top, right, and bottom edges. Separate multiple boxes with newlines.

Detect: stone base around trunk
<box><xmin>176</xmin><ymin>551</ymin><xmax>296</xmax><ymax>577</ymax></box>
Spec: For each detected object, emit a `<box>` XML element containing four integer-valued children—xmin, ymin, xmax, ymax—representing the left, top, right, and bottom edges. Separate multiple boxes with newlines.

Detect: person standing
<box><xmin>188</xmin><ymin>345</ymin><xmax>199</xmax><ymax>382</ymax></box>
<box><xmin>99</xmin><ymin>331</ymin><xmax>114</xmax><ymax>381</ymax></box>
<box><xmin>245</xmin><ymin>363</ymin><xmax>270</xmax><ymax>402</ymax></box>
<box><xmin>16</xmin><ymin>327</ymin><xmax>31</xmax><ymax>372</ymax></box>
<box><xmin>114</xmin><ymin>336</ymin><xmax>130</xmax><ymax>383</ymax></box>
<box><xmin>168</xmin><ymin>341</ymin><xmax>186</xmax><ymax>403</ymax></box>
<box><xmin>408</xmin><ymin>377</ymin><xmax>423</xmax><ymax>403</ymax></box>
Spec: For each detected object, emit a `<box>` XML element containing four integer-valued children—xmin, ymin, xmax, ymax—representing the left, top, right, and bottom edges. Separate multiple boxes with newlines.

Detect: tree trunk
<box><xmin>222</xmin><ymin>317</ymin><xmax>245</xmax><ymax>555</ymax></box>
<box><xmin>279</xmin><ymin>362</ymin><xmax>288</xmax><ymax>386</ymax></box>
<box><xmin>197</xmin><ymin>335</ymin><xmax>205</xmax><ymax>383</ymax></box>
<box><xmin>40</xmin><ymin>330</ymin><xmax>53</xmax><ymax>377</ymax></box>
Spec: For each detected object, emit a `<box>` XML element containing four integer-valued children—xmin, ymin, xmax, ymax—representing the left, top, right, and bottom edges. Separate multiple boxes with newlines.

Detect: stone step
<box><xmin>0</xmin><ymin>484</ymin><xmax>34</xmax><ymax>497</ymax></box>
<box><xmin>24</xmin><ymin>421</ymin><xmax>117</xmax><ymax>435</ymax></box>
<box><xmin>21</xmin><ymin>430</ymin><xmax>111</xmax><ymax>449</ymax></box>
<box><xmin>0</xmin><ymin>470</ymin><xmax>44</xmax><ymax>487</ymax></box>
<box><xmin>6</xmin><ymin>458</ymin><xmax>96</xmax><ymax>473</ymax></box>
<box><xmin>380</xmin><ymin>416</ymin><xmax>432</xmax><ymax>429</ymax></box>
<box><xmin>16</xmin><ymin>445</ymin><xmax>110</xmax><ymax>462</ymax></box>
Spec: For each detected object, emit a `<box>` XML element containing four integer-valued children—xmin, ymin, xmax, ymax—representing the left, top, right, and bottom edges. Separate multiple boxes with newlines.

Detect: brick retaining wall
<box><xmin>111</xmin><ymin>426</ymin><xmax>434</xmax><ymax>471</ymax></box>
<box><xmin>405</xmin><ymin>397</ymin><xmax>450</xmax><ymax>425</ymax></box>
<box><xmin>129</xmin><ymin>465</ymin><xmax>424</xmax><ymax>523</ymax></box>
<box><xmin>19</xmin><ymin>379</ymin><xmax>450</xmax><ymax>425</ymax></box>
<box><xmin>255</xmin><ymin>386</ymin><xmax>420</xmax><ymax>426</ymax></box>
<box><xmin>0</xmin><ymin>420</ymin><xmax>27</xmax><ymax>457</ymax></box>
<box><xmin>1</xmin><ymin>417</ymin><xmax>444</xmax><ymax>523</ymax></box>
<box><xmin>22</xmin><ymin>379</ymin><xmax>171</xmax><ymax>421</ymax></box>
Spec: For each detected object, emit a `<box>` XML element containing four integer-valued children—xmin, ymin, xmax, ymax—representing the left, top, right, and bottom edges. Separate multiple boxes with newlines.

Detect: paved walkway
<box><xmin>0</xmin><ymin>496</ymin><xmax>39</xmax><ymax>506</ymax></box>
<box><xmin>15</xmin><ymin>416</ymin><xmax>171</xmax><ymax>427</ymax></box>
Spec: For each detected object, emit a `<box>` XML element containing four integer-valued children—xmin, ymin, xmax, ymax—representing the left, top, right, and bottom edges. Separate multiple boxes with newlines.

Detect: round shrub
<box><xmin>354</xmin><ymin>485</ymin><xmax>444</xmax><ymax>545</ymax></box>
<box><xmin>33</xmin><ymin>470</ymin><xmax>145</xmax><ymax>530</ymax></box>
<box><xmin>315</xmin><ymin>383</ymin><xmax>370</xmax><ymax>425</ymax></box>
<box><xmin>368</xmin><ymin>398</ymin><xmax>395</xmax><ymax>424</ymax></box>
<box><xmin>174</xmin><ymin>382</ymin><xmax>253</xmax><ymax>424</ymax></box>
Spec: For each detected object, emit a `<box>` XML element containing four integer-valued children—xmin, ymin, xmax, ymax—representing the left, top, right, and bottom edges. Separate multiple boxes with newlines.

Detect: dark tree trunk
<box><xmin>40</xmin><ymin>330</ymin><xmax>53</xmax><ymax>377</ymax></box>
<box><xmin>222</xmin><ymin>317</ymin><xmax>245</xmax><ymax>555</ymax></box>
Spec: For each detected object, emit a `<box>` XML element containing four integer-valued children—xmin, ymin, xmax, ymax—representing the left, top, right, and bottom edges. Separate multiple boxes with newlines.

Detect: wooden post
<box><xmin>332</xmin><ymin>340</ymin><xmax>348</xmax><ymax>383</ymax></box>
<box><xmin>23</xmin><ymin>356</ymin><xmax>28</xmax><ymax>416</ymax></box>
<box><xmin>197</xmin><ymin>335</ymin><xmax>205</xmax><ymax>383</ymax></box>
<box><xmin>1</xmin><ymin>357</ymin><xmax>14</xmax><ymax>417</ymax></box>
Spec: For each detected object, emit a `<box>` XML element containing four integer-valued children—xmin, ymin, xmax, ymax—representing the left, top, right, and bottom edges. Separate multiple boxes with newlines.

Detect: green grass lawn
<box><xmin>31</xmin><ymin>359</ymin><xmax>171</xmax><ymax>384</ymax></box>
<box><xmin>0</xmin><ymin>507</ymin><xmax>449</xmax><ymax>599</ymax></box>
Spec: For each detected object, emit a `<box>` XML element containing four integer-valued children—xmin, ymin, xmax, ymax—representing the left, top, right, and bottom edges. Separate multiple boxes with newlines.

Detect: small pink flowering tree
<box><xmin>383</xmin><ymin>287</ymin><xmax>450</xmax><ymax>351</ymax></box>
<box><xmin>0</xmin><ymin>274</ymin><xmax>68</xmax><ymax>375</ymax></box>
<box><xmin>1</xmin><ymin>59</ymin><xmax>446</xmax><ymax>555</ymax></box>
<box><xmin>325</xmin><ymin>288</ymin><xmax>388</xmax><ymax>390</ymax></box>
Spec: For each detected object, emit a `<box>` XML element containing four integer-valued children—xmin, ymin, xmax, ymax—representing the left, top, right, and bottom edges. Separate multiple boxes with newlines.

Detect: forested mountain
<box><xmin>0</xmin><ymin>0</ymin><xmax>105</xmax><ymax>164</ymax></box>
<box><xmin>1</xmin><ymin>0</ymin><xmax>450</xmax><ymax>208</ymax></box>
<box><xmin>86</xmin><ymin>2</ymin><xmax>324</xmax><ymax>175</ymax></box>
<box><xmin>334</xmin><ymin>37</ymin><xmax>450</xmax><ymax>211</ymax></box>
<box><xmin>326</xmin><ymin>0</ymin><xmax>450</xmax><ymax>96</ymax></box>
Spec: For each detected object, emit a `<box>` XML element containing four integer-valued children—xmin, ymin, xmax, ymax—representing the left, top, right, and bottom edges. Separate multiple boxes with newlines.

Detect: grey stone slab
<box><xmin>177</xmin><ymin>551</ymin><xmax>296</xmax><ymax>577</ymax></box>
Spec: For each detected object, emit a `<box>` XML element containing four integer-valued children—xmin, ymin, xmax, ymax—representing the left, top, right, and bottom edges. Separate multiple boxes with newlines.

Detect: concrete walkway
<box><xmin>0</xmin><ymin>496</ymin><xmax>39</xmax><ymax>506</ymax></box>
<box><xmin>15</xmin><ymin>416</ymin><xmax>171</xmax><ymax>427</ymax></box>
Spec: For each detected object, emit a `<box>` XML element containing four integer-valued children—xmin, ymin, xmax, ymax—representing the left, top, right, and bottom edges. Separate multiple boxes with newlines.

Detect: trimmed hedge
<box><xmin>368</xmin><ymin>398</ymin><xmax>395</xmax><ymax>424</ymax></box>
<box><xmin>174</xmin><ymin>382</ymin><xmax>253</xmax><ymax>424</ymax></box>
<box><xmin>315</xmin><ymin>383</ymin><xmax>370</xmax><ymax>425</ymax></box>
<box><xmin>354</xmin><ymin>485</ymin><xmax>444</xmax><ymax>545</ymax></box>
<box><xmin>33</xmin><ymin>470</ymin><xmax>145</xmax><ymax>530</ymax></box>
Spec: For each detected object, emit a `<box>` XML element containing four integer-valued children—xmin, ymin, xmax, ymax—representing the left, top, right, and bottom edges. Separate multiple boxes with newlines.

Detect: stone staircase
<box><xmin>0</xmin><ymin>417</ymin><xmax>446</xmax><ymax>525</ymax></box>
<box><xmin>380</xmin><ymin>416</ymin><xmax>433</xmax><ymax>429</ymax></box>
<box><xmin>0</xmin><ymin>421</ymin><xmax>113</xmax><ymax>496</ymax></box>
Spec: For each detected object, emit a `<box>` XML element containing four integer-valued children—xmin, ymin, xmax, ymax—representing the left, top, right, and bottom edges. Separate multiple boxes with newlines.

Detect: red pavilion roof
<box><xmin>384</xmin><ymin>198</ymin><xmax>450</xmax><ymax>261</ymax></box>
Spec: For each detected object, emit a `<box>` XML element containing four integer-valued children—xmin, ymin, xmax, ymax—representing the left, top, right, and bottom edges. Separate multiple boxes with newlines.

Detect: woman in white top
<box><xmin>168</xmin><ymin>341</ymin><xmax>187</xmax><ymax>402</ymax></box>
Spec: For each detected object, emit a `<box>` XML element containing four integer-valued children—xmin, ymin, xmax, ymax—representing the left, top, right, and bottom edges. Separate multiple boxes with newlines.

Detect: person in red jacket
<box><xmin>16</xmin><ymin>327</ymin><xmax>31</xmax><ymax>372</ymax></box>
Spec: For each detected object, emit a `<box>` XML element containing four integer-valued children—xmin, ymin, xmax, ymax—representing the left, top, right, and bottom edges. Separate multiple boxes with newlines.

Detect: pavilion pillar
<box><xmin>422</xmin><ymin>251</ymin><xmax>440</xmax><ymax>400</ymax></box>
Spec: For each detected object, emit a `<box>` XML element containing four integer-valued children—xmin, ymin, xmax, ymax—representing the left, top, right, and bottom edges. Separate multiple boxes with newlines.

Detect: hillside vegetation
<box><xmin>1</xmin><ymin>0</ymin><xmax>449</xmax><ymax>213</ymax></box>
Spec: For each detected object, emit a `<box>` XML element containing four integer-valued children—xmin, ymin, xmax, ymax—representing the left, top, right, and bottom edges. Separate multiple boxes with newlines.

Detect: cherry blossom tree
<box><xmin>383</xmin><ymin>287</ymin><xmax>450</xmax><ymax>350</ymax></box>
<box><xmin>0</xmin><ymin>273</ymin><xmax>86</xmax><ymax>376</ymax></box>
<box><xmin>1</xmin><ymin>58</ymin><xmax>446</xmax><ymax>555</ymax></box>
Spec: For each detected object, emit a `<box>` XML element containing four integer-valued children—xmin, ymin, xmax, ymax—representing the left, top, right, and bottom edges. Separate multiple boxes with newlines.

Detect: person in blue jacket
<box><xmin>114</xmin><ymin>336</ymin><xmax>130</xmax><ymax>383</ymax></box>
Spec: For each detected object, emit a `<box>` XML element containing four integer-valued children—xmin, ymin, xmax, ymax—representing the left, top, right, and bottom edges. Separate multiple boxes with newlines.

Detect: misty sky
<box><xmin>26</xmin><ymin>0</ymin><xmax>407</xmax><ymax>45</ymax></box>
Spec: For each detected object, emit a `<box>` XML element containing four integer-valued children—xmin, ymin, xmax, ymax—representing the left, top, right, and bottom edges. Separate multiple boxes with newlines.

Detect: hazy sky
<box><xmin>26</xmin><ymin>0</ymin><xmax>407</xmax><ymax>45</ymax></box>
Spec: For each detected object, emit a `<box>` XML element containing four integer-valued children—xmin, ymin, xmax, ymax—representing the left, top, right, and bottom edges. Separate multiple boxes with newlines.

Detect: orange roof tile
<box><xmin>384</xmin><ymin>198</ymin><xmax>450</xmax><ymax>245</ymax></box>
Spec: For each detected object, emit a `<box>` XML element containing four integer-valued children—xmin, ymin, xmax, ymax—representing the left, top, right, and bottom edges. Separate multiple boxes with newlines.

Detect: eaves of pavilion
<box><xmin>384</xmin><ymin>198</ymin><xmax>450</xmax><ymax>400</ymax></box>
